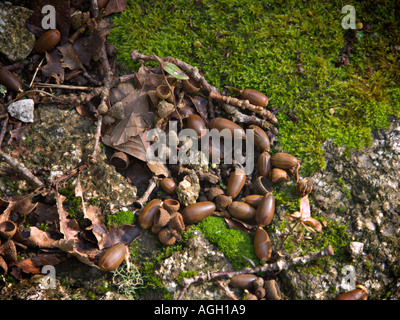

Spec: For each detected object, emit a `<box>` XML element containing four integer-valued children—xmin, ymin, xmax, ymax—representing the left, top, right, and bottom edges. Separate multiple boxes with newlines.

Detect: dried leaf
<box><xmin>126</xmin><ymin>162</ymin><xmax>153</xmax><ymax>187</ymax></box>
<box><xmin>58</xmin><ymin>42</ymin><xmax>82</xmax><ymax>72</ymax></box>
<box><xmin>19</xmin><ymin>226</ymin><xmax>58</xmax><ymax>248</ymax></box>
<box><xmin>56</xmin><ymin>194</ymin><xmax>80</xmax><ymax>240</ymax></box>
<box><xmin>103</xmin><ymin>0</ymin><xmax>127</xmax><ymax>17</ymax></box>
<box><xmin>97</xmin><ymin>224</ymin><xmax>140</xmax><ymax>249</ymax></box>
<box><xmin>303</xmin><ymin>217</ymin><xmax>323</xmax><ymax>233</ymax></box>
<box><xmin>188</xmin><ymin>96</ymin><xmax>208</xmax><ymax>121</ymax></box>
<box><xmin>42</xmin><ymin>50</ymin><xmax>64</xmax><ymax>83</ymax></box>
<box><xmin>299</xmin><ymin>195</ymin><xmax>311</xmax><ymax>218</ymax></box>
<box><xmin>72</xmin><ymin>32</ymin><xmax>105</xmax><ymax>67</ymax></box>
<box><xmin>147</xmin><ymin>160</ymin><xmax>169</xmax><ymax>177</ymax></box>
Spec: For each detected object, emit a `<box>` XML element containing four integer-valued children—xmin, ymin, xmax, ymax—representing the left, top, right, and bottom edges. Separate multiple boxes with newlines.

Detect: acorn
<box><xmin>0</xmin><ymin>220</ymin><xmax>17</xmax><ymax>239</ymax></box>
<box><xmin>229</xmin><ymin>274</ymin><xmax>258</xmax><ymax>290</ymax></box>
<box><xmin>138</xmin><ymin>199</ymin><xmax>163</xmax><ymax>229</ymax></box>
<box><xmin>98</xmin><ymin>0</ymin><xmax>109</xmax><ymax>9</ymax></box>
<box><xmin>249</xmin><ymin>125</ymin><xmax>270</xmax><ymax>151</ymax></box>
<box><xmin>335</xmin><ymin>285</ymin><xmax>368</xmax><ymax>300</ymax></box>
<box><xmin>227</xmin><ymin>87</ymin><xmax>269</xmax><ymax>107</ymax></box>
<box><xmin>255</xmin><ymin>193</ymin><xmax>275</xmax><ymax>227</ymax></box>
<box><xmin>271</xmin><ymin>168</ymin><xmax>290</xmax><ymax>184</ymax></box>
<box><xmin>271</xmin><ymin>152</ymin><xmax>298</xmax><ymax>170</ymax></box>
<box><xmin>0</xmin><ymin>67</ymin><xmax>22</xmax><ymax>92</ymax></box>
<box><xmin>153</xmin><ymin>208</ymin><xmax>171</xmax><ymax>228</ymax></box>
<box><xmin>214</xmin><ymin>194</ymin><xmax>232</xmax><ymax>210</ymax></box>
<box><xmin>228</xmin><ymin>201</ymin><xmax>256</xmax><ymax>221</ymax></box>
<box><xmin>297</xmin><ymin>178</ymin><xmax>313</xmax><ymax>197</ymax></box>
<box><xmin>169</xmin><ymin>212</ymin><xmax>185</xmax><ymax>232</ymax></box>
<box><xmin>244</xmin><ymin>289</ymin><xmax>258</xmax><ymax>300</ymax></box>
<box><xmin>0</xmin><ymin>256</ymin><xmax>7</xmax><ymax>274</ymax></box>
<box><xmin>33</xmin><ymin>29</ymin><xmax>61</xmax><ymax>53</ymax></box>
<box><xmin>110</xmin><ymin>151</ymin><xmax>130</xmax><ymax>170</ymax></box>
<box><xmin>208</xmin><ymin>118</ymin><xmax>246</xmax><ymax>139</ymax></box>
<box><xmin>241</xmin><ymin>194</ymin><xmax>264</xmax><ymax>208</ymax></box>
<box><xmin>162</xmin><ymin>198</ymin><xmax>180</xmax><ymax>213</ymax></box>
<box><xmin>257</xmin><ymin>151</ymin><xmax>272</xmax><ymax>178</ymax></box>
<box><xmin>254</xmin><ymin>287</ymin><xmax>266</xmax><ymax>299</ymax></box>
<box><xmin>226</xmin><ymin>168</ymin><xmax>246</xmax><ymax>198</ymax></box>
<box><xmin>98</xmin><ymin>244</ymin><xmax>127</xmax><ymax>272</ymax></box>
<box><xmin>181</xmin><ymin>201</ymin><xmax>216</xmax><ymax>224</ymax></box>
<box><xmin>160</xmin><ymin>178</ymin><xmax>177</xmax><ymax>195</ymax></box>
<box><xmin>186</xmin><ymin>114</ymin><xmax>206</xmax><ymax>137</ymax></box>
<box><xmin>254</xmin><ymin>176</ymin><xmax>273</xmax><ymax>195</ymax></box>
<box><xmin>253</xmin><ymin>227</ymin><xmax>272</xmax><ymax>262</ymax></box>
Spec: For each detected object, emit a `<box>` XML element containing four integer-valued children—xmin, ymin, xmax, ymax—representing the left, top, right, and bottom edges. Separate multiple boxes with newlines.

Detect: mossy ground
<box><xmin>108</xmin><ymin>0</ymin><xmax>400</xmax><ymax>175</ymax></box>
<box><xmin>106</xmin><ymin>0</ymin><xmax>399</xmax><ymax>294</ymax></box>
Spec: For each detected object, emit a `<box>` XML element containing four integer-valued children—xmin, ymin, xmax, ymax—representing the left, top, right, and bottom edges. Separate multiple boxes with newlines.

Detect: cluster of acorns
<box><xmin>229</xmin><ymin>274</ymin><xmax>281</xmax><ymax>300</ymax></box>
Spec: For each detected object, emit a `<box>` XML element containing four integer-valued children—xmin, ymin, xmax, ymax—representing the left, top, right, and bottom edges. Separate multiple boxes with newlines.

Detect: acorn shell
<box><xmin>98</xmin><ymin>244</ymin><xmax>127</xmax><ymax>272</ymax></box>
<box><xmin>208</xmin><ymin>118</ymin><xmax>246</xmax><ymax>139</ymax></box>
<box><xmin>258</xmin><ymin>151</ymin><xmax>272</xmax><ymax>178</ymax></box>
<box><xmin>240</xmin><ymin>89</ymin><xmax>268</xmax><ymax>107</ymax></box>
<box><xmin>110</xmin><ymin>151</ymin><xmax>130</xmax><ymax>170</ymax></box>
<box><xmin>138</xmin><ymin>199</ymin><xmax>163</xmax><ymax>229</ymax></box>
<box><xmin>186</xmin><ymin>114</ymin><xmax>206</xmax><ymax>137</ymax></box>
<box><xmin>181</xmin><ymin>201</ymin><xmax>216</xmax><ymax>224</ymax></box>
<box><xmin>0</xmin><ymin>67</ymin><xmax>22</xmax><ymax>92</ymax></box>
<box><xmin>34</xmin><ymin>29</ymin><xmax>61</xmax><ymax>53</ymax></box>
<box><xmin>228</xmin><ymin>201</ymin><xmax>256</xmax><ymax>221</ymax></box>
<box><xmin>249</xmin><ymin>125</ymin><xmax>270</xmax><ymax>151</ymax></box>
<box><xmin>271</xmin><ymin>168</ymin><xmax>290</xmax><ymax>184</ymax></box>
<box><xmin>229</xmin><ymin>274</ymin><xmax>258</xmax><ymax>290</ymax></box>
<box><xmin>254</xmin><ymin>227</ymin><xmax>272</xmax><ymax>262</ymax></box>
<box><xmin>254</xmin><ymin>176</ymin><xmax>273</xmax><ymax>195</ymax></box>
<box><xmin>255</xmin><ymin>193</ymin><xmax>275</xmax><ymax>227</ymax></box>
<box><xmin>226</xmin><ymin>168</ymin><xmax>246</xmax><ymax>198</ymax></box>
<box><xmin>160</xmin><ymin>178</ymin><xmax>177</xmax><ymax>195</ymax></box>
<box><xmin>271</xmin><ymin>152</ymin><xmax>298</xmax><ymax>169</ymax></box>
<box><xmin>241</xmin><ymin>194</ymin><xmax>264</xmax><ymax>208</ymax></box>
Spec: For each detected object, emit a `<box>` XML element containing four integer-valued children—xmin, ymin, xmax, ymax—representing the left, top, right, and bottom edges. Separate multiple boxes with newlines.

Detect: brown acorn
<box><xmin>271</xmin><ymin>152</ymin><xmax>298</xmax><ymax>169</ymax></box>
<box><xmin>229</xmin><ymin>274</ymin><xmax>258</xmax><ymax>290</ymax></box>
<box><xmin>255</xmin><ymin>193</ymin><xmax>275</xmax><ymax>227</ymax></box>
<box><xmin>228</xmin><ymin>201</ymin><xmax>256</xmax><ymax>221</ymax></box>
<box><xmin>34</xmin><ymin>29</ymin><xmax>61</xmax><ymax>53</ymax></box>
<box><xmin>249</xmin><ymin>125</ymin><xmax>270</xmax><ymax>151</ymax></box>
<box><xmin>258</xmin><ymin>151</ymin><xmax>272</xmax><ymax>178</ymax></box>
<box><xmin>0</xmin><ymin>220</ymin><xmax>17</xmax><ymax>239</ymax></box>
<box><xmin>208</xmin><ymin>118</ymin><xmax>246</xmax><ymax>139</ymax></box>
<box><xmin>186</xmin><ymin>114</ymin><xmax>206</xmax><ymax>137</ymax></box>
<box><xmin>110</xmin><ymin>151</ymin><xmax>130</xmax><ymax>170</ymax></box>
<box><xmin>162</xmin><ymin>198</ymin><xmax>180</xmax><ymax>213</ymax></box>
<box><xmin>271</xmin><ymin>168</ymin><xmax>290</xmax><ymax>184</ymax></box>
<box><xmin>297</xmin><ymin>178</ymin><xmax>313</xmax><ymax>197</ymax></box>
<box><xmin>227</xmin><ymin>87</ymin><xmax>269</xmax><ymax>107</ymax></box>
<box><xmin>335</xmin><ymin>285</ymin><xmax>368</xmax><ymax>300</ymax></box>
<box><xmin>181</xmin><ymin>201</ymin><xmax>216</xmax><ymax>224</ymax></box>
<box><xmin>138</xmin><ymin>199</ymin><xmax>163</xmax><ymax>229</ymax></box>
<box><xmin>226</xmin><ymin>168</ymin><xmax>246</xmax><ymax>198</ymax></box>
<box><xmin>241</xmin><ymin>195</ymin><xmax>264</xmax><ymax>208</ymax></box>
<box><xmin>253</xmin><ymin>227</ymin><xmax>272</xmax><ymax>262</ymax></box>
<box><xmin>254</xmin><ymin>287</ymin><xmax>266</xmax><ymax>299</ymax></box>
<box><xmin>98</xmin><ymin>244</ymin><xmax>127</xmax><ymax>272</ymax></box>
<box><xmin>0</xmin><ymin>67</ymin><xmax>22</xmax><ymax>92</ymax></box>
<box><xmin>160</xmin><ymin>178</ymin><xmax>177</xmax><ymax>195</ymax></box>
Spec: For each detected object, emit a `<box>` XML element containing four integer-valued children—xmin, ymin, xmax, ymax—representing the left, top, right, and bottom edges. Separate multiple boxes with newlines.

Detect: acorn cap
<box><xmin>158</xmin><ymin>228</ymin><xmax>178</xmax><ymax>246</ymax></box>
<box><xmin>154</xmin><ymin>208</ymin><xmax>171</xmax><ymax>228</ymax></box>
<box><xmin>169</xmin><ymin>212</ymin><xmax>185</xmax><ymax>232</ymax></box>
<box><xmin>254</xmin><ymin>287</ymin><xmax>266</xmax><ymax>299</ymax></box>
<box><xmin>162</xmin><ymin>198</ymin><xmax>180</xmax><ymax>213</ymax></box>
<box><xmin>215</xmin><ymin>194</ymin><xmax>232</xmax><ymax>210</ymax></box>
<box><xmin>0</xmin><ymin>220</ymin><xmax>17</xmax><ymax>239</ymax></box>
<box><xmin>0</xmin><ymin>240</ymin><xmax>17</xmax><ymax>263</ymax></box>
<box><xmin>206</xmin><ymin>187</ymin><xmax>225</xmax><ymax>201</ymax></box>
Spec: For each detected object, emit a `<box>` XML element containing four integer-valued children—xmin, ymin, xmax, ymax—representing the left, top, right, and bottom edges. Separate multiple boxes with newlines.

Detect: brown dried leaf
<box><xmin>188</xmin><ymin>96</ymin><xmax>208</xmax><ymax>121</ymax></box>
<box><xmin>42</xmin><ymin>50</ymin><xmax>64</xmax><ymax>84</ymax></box>
<box><xmin>126</xmin><ymin>162</ymin><xmax>153</xmax><ymax>187</ymax></box>
<box><xmin>97</xmin><ymin>224</ymin><xmax>140</xmax><ymax>250</ymax></box>
<box><xmin>147</xmin><ymin>160</ymin><xmax>169</xmax><ymax>177</ymax></box>
<box><xmin>58</xmin><ymin>42</ymin><xmax>82</xmax><ymax>72</ymax></box>
<box><xmin>224</xmin><ymin>217</ymin><xmax>257</xmax><ymax>233</ymax></box>
<box><xmin>56</xmin><ymin>194</ymin><xmax>80</xmax><ymax>240</ymax></box>
<box><xmin>303</xmin><ymin>217</ymin><xmax>323</xmax><ymax>233</ymax></box>
<box><xmin>72</xmin><ymin>32</ymin><xmax>104</xmax><ymax>67</ymax></box>
<box><xmin>19</xmin><ymin>226</ymin><xmax>58</xmax><ymax>248</ymax></box>
<box><xmin>299</xmin><ymin>195</ymin><xmax>311</xmax><ymax>218</ymax></box>
<box><xmin>103</xmin><ymin>0</ymin><xmax>128</xmax><ymax>17</ymax></box>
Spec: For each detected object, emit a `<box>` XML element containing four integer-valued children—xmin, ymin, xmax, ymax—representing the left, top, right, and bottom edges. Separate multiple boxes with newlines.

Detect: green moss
<box><xmin>107</xmin><ymin>210</ymin><xmax>135</xmax><ymax>226</ymax></box>
<box><xmin>196</xmin><ymin>216</ymin><xmax>258</xmax><ymax>270</ymax></box>
<box><xmin>109</xmin><ymin>0</ymin><xmax>400</xmax><ymax>175</ymax></box>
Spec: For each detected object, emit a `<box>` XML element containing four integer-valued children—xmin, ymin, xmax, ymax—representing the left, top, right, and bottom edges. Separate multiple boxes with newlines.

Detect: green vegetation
<box><xmin>108</xmin><ymin>0</ymin><xmax>400</xmax><ymax>175</ymax></box>
<box><xmin>107</xmin><ymin>209</ymin><xmax>135</xmax><ymax>226</ymax></box>
<box><xmin>195</xmin><ymin>216</ymin><xmax>258</xmax><ymax>270</ymax></box>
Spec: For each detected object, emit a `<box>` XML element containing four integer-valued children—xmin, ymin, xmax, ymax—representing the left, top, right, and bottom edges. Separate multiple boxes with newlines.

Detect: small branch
<box><xmin>0</xmin><ymin>114</ymin><xmax>9</xmax><ymax>147</ymax></box>
<box><xmin>50</xmin><ymin>163</ymin><xmax>89</xmax><ymax>188</ymax></box>
<box><xmin>29</xmin><ymin>57</ymin><xmax>45</xmax><ymax>88</ymax></box>
<box><xmin>177</xmin><ymin>245</ymin><xmax>334</xmax><ymax>300</ymax></box>
<box><xmin>0</xmin><ymin>149</ymin><xmax>45</xmax><ymax>188</ymax></box>
<box><xmin>34</xmin><ymin>83</ymin><xmax>92</xmax><ymax>91</ymax></box>
<box><xmin>90</xmin><ymin>116</ymin><xmax>103</xmax><ymax>164</ymax></box>
<box><xmin>216</xmin><ymin>280</ymin><xmax>239</xmax><ymax>300</ymax></box>
<box><xmin>133</xmin><ymin>176</ymin><xmax>158</xmax><ymax>209</ymax></box>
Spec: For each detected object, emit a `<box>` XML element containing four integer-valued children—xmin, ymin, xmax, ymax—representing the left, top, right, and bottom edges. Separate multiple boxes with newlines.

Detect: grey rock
<box><xmin>0</xmin><ymin>2</ymin><xmax>35</xmax><ymax>62</ymax></box>
<box><xmin>7</xmin><ymin>98</ymin><xmax>34</xmax><ymax>122</ymax></box>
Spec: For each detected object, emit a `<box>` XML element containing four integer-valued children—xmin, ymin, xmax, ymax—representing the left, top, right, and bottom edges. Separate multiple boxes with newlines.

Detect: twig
<box><xmin>29</xmin><ymin>57</ymin><xmax>45</xmax><ymax>88</ymax></box>
<box><xmin>0</xmin><ymin>114</ymin><xmax>9</xmax><ymax>147</ymax></box>
<box><xmin>177</xmin><ymin>245</ymin><xmax>334</xmax><ymax>300</ymax></box>
<box><xmin>0</xmin><ymin>149</ymin><xmax>45</xmax><ymax>188</ymax></box>
<box><xmin>216</xmin><ymin>280</ymin><xmax>239</xmax><ymax>300</ymax></box>
<box><xmin>50</xmin><ymin>163</ymin><xmax>89</xmax><ymax>188</ymax></box>
<box><xmin>90</xmin><ymin>116</ymin><xmax>103</xmax><ymax>164</ymax></box>
<box><xmin>35</xmin><ymin>83</ymin><xmax>92</xmax><ymax>91</ymax></box>
<box><xmin>133</xmin><ymin>176</ymin><xmax>158</xmax><ymax>209</ymax></box>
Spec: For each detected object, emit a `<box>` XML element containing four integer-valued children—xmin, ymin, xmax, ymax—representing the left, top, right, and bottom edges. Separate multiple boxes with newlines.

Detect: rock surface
<box><xmin>7</xmin><ymin>99</ymin><xmax>34</xmax><ymax>123</ymax></box>
<box><xmin>0</xmin><ymin>2</ymin><xmax>35</xmax><ymax>62</ymax></box>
